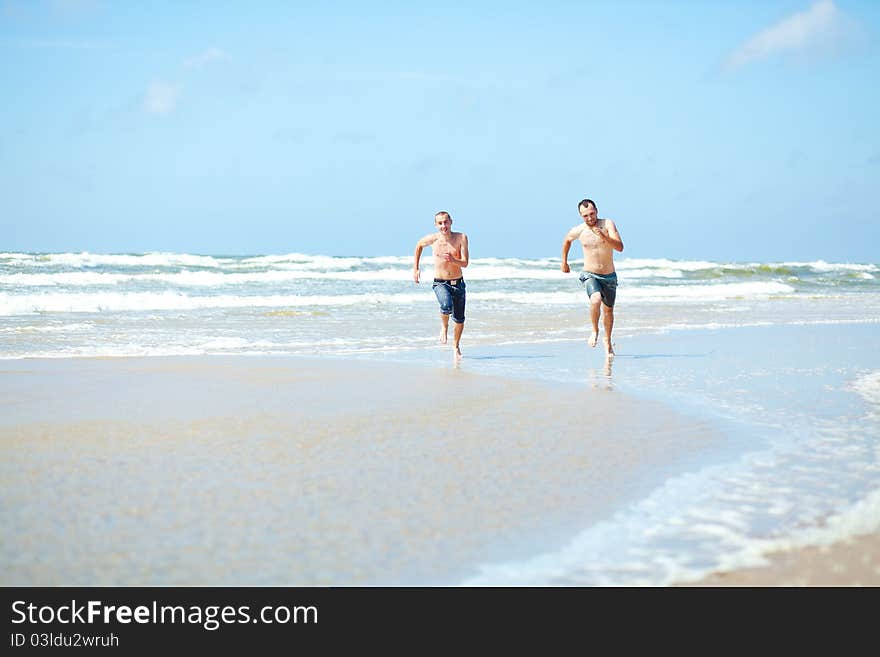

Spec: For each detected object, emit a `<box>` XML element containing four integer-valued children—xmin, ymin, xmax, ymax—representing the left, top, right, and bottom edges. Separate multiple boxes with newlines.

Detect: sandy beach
<box><xmin>2</xmin><ymin>321</ymin><xmax>878</xmax><ymax>586</ymax></box>
<box><xmin>0</xmin><ymin>354</ymin><xmax>720</xmax><ymax>586</ymax></box>
<box><xmin>687</xmin><ymin>531</ymin><xmax>880</xmax><ymax>586</ymax></box>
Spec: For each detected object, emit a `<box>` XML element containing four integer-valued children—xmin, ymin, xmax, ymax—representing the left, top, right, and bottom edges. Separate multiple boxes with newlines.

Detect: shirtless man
<box><xmin>413</xmin><ymin>211</ymin><xmax>470</xmax><ymax>357</ymax></box>
<box><xmin>561</xmin><ymin>199</ymin><xmax>624</xmax><ymax>356</ymax></box>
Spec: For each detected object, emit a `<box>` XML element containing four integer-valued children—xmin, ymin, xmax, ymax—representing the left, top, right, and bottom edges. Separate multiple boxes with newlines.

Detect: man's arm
<box><xmin>442</xmin><ymin>233</ymin><xmax>469</xmax><ymax>268</ymax></box>
<box><xmin>561</xmin><ymin>225</ymin><xmax>581</xmax><ymax>273</ymax></box>
<box><xmin>413</xmin><ymin>234</ymin><xmax>435</xmax><ymax>283</ymax></box>
<box><xmin>594</xmin><ymin>219</ymin><xmax>624</xmax><ymax>252</ymax></box>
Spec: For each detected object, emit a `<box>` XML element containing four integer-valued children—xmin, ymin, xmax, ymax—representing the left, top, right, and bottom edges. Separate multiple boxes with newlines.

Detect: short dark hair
<box><xmin>578</xmin><ymin>199</ymin><xmax>597</xmax><ymax>213</ymax></box>
<box><xmin>434</xmin><ymin>211</ymin><xmax>451</xmax><ymax>222</ymax></box>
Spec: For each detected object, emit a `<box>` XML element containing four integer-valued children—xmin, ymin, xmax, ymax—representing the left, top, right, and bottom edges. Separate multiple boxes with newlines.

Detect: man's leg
<box><xmin>439</xmin><ymin>313</ymin><xmax>449</xmax><ymax>344</ymax></box>
<box><xmin>434</xmin><ymin>282</ymin><xmax>453</xmax><ymax>345</ymax></box>
<box><xmin>602</xmin><ymin>304</ymin><xmax>614</xmax><ymax>356</ymax></box>
<box><xmin>588</xmin><ymin>292</ymin><xmax>602</xmax><ymax>348</ymax></box>
<box><xmin>450</xmin><ymin>281</ymin><xmax>466</xmax><ymax>357</ymax></box>
<box><xmin>452</xmin><ymin>321</ymin><xmax>464</xmax><ymax>357</ymax></box>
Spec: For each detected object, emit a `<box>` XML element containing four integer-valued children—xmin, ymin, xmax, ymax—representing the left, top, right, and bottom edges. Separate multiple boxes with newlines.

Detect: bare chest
<box><xmin>578</xmin><ymin>228</ymin><xmax>608</xmax><ymax>250</ymax></box>
<box><xmin>433</xmin><ymin>235</ymin><xmax>462</xmax><ymax>256</ymax></box>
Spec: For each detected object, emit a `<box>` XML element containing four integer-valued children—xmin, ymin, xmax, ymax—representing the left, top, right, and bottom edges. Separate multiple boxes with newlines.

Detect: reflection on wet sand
<box><xmin>586</xmin><ymin>355</ymin><xmax>614</xmax><ymax>390</ymax></box>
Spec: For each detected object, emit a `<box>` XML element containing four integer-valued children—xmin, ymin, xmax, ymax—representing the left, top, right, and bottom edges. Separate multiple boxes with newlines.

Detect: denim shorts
<box><xmin>432</xmin><ymin>278</ymin><xmax>466</xmax><ymax>323</ymax></box>
<box><xmin>579</xmin><ymin>271</ymin><xmax>618</xmax><ymax>308</ymax></box>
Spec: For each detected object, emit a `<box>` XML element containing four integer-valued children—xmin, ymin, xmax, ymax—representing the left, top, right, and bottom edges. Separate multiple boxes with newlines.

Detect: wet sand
<box><xmin>4</xmin><ymin>330</ymin><xmax>878</xmax><ymax>587</ymax></box>
<box><xmin>686</xmin><ymin>531</ymin><xmax>880</xmax><ymax>586</ymax></box>
<box><xmin>0</xmin><ymin>355</ymin><xmax>720</xmax><ymax>586</ymax></box>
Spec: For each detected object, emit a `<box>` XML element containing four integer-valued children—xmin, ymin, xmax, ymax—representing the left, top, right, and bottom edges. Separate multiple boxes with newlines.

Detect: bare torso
<box><xmin>573</xmin><ymin>219</ymin><xmax>616</xmax><ymax>274</ymax></box>
<box><xmin>430</xmin><ymin>232</ymin><xmax>466</xmax><ymax>279</ymax></box>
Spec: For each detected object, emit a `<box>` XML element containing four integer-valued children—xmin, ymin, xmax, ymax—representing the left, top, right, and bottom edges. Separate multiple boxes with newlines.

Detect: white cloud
<box><xmin>144</xmin><ymin>80</ymin><xmax>180</xmax><ymax>115</ymax></box>
<box><xmin>184</xmin><ymin>47</ymin><xmax>228</xmax><ymax>70</ymax></box>
<box><xmin>140</xmin><ymin>48</ymin><xmax>226</xmax><ymax>117</ymax></box>
<box><xmin>722</xmin><ymin>0</ymin><xmax>856</xmax><ymax>71</ymax></box>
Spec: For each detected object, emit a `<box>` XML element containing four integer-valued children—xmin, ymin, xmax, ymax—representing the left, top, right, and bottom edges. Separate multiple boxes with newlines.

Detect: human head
<box><xmin>434</xmin><ymin>211</ymin><xmax>452</xmax><ymax>231</ymax></box>
<box><xmin>578</xmin><ymin>199</ymin><xmax>598</xmax><ymax>225</ymax></box>
<box><xmin>578</xmin><ymin>199</ymin><xmax>597</xmax><ymax>214</ymax></box>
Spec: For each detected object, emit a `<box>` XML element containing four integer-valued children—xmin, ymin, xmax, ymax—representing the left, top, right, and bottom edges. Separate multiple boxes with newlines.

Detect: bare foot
<box><xmin>454</xmin><ymin>346</ymin><xmax>462</xmax><ymax>359</ymax></box>
<box><xmin>439</xmin><ymin>332</ymin><xmax>448</xmax><ymax>345</ymax></box>
<box><xmin>603</xmin><ymin>338</ymin><xmax>615</xmax><ymax>356</ymax></box>
<box><xmin>588</xmin><ymin>331</ymin><xmax>598</xmax><ymax>348</ymax></box>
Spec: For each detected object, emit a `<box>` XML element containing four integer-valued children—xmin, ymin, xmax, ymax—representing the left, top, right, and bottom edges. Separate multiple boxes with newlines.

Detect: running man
<box><xmin>561</xmin><ymin>198</ymin><xmax>624</xmax><ymax>356</ymax></box>
<box><xmin>413</xmin><ymin>211</ymin><xmax>469</xmax><ymax>357</ymax></box>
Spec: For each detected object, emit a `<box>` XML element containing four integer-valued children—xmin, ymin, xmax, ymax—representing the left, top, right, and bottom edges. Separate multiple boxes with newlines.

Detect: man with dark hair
<box><xmin>413</xmin><ymin>211</ymin><xmax>470</xmax><ymax>357</ymax></box>
<box><xmin>561</xmin><ymin>199</ymin><xmax>624</xmax><ymax>356</ymax></box>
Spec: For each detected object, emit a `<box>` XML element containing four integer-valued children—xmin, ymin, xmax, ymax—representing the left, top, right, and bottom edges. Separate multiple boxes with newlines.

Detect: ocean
<box><xmin>2</xmin><ymin>251</ymin><xmax>878</xmax><ymax>359</ymax></box>
<box><xmin>2</xmin><ymin>251</ymin><xmax>879</xmax><ymax>585</ymax></box>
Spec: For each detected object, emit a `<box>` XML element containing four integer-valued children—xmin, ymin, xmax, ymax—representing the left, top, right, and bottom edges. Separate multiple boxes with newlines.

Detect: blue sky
<box><xmin>2</xmin><ymin>0</ymin><xmax>878</xmax><ymax>261</ymax></box>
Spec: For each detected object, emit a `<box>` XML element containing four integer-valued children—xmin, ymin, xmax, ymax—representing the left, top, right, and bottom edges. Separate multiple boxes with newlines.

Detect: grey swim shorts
<box><xmin>578</xmin><ymin>271</ymin><xmax>618</xmax><ymax>308</ymax></box>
